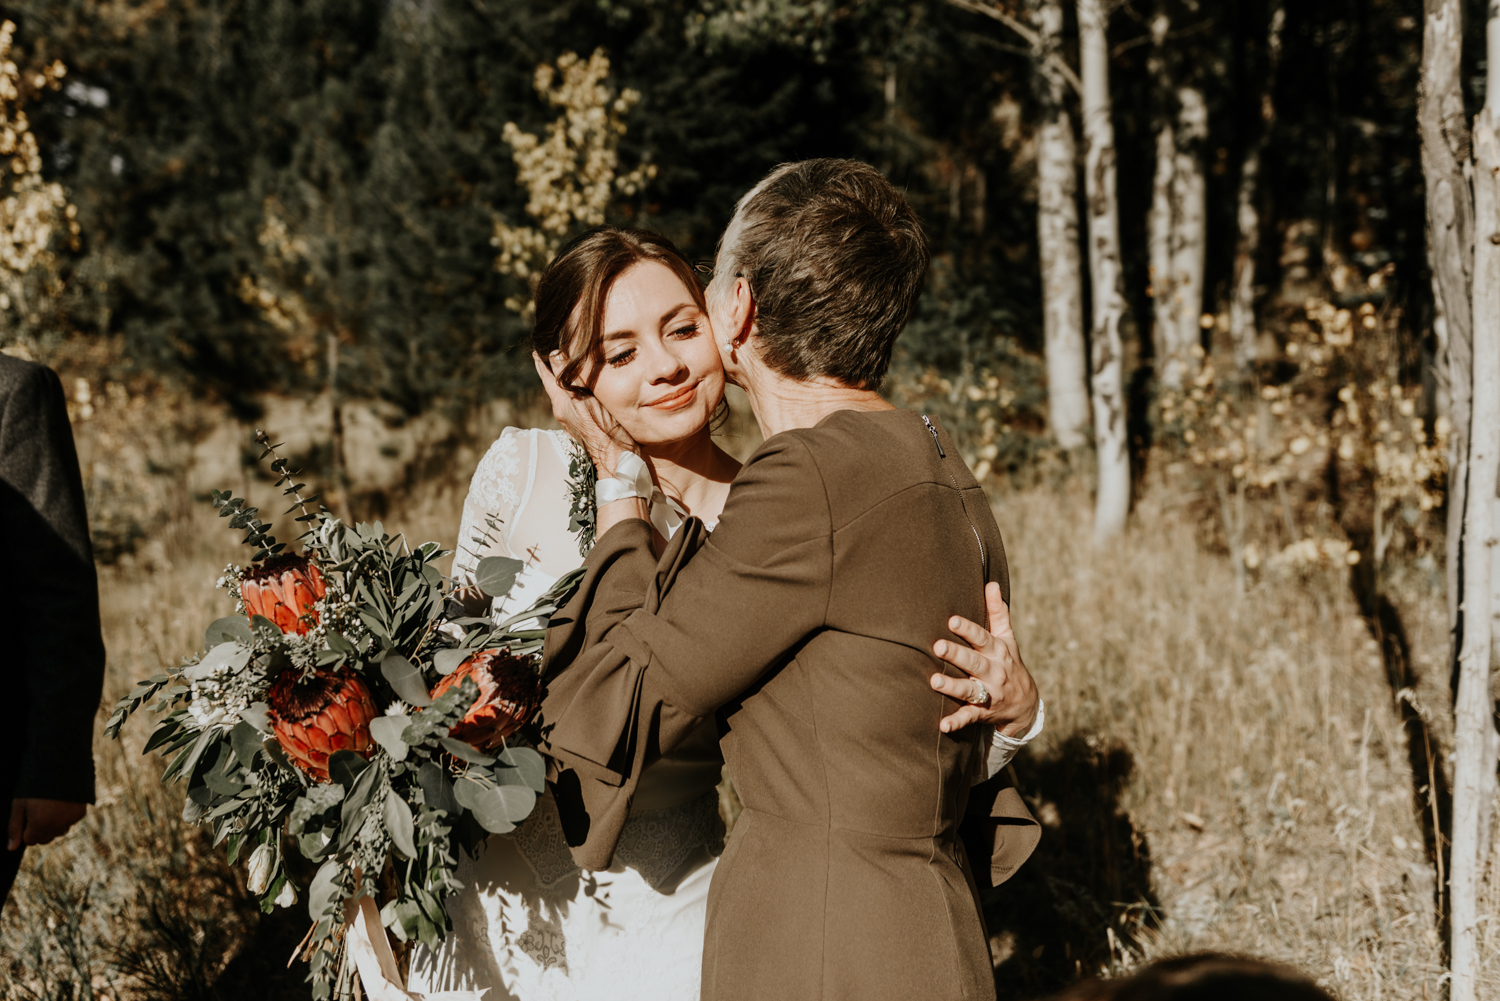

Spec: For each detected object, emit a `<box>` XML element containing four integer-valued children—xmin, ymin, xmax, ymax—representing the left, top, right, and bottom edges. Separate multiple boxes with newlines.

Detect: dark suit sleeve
<box><xmin>0</xmin><ymin>362</ymin><xmax>105</xmax><ymax>804</ymax></box>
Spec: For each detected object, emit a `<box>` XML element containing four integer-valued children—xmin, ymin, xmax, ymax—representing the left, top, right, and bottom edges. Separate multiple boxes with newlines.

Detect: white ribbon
<box><xmin>345</xmin><ymin>895</ymin><xmax>487</xmax><ymax>1001</ymax></box>
<box><xmin>595</xmin><ymin>451</ymin><xmax>688</xmax><ymax>540</ymax></box>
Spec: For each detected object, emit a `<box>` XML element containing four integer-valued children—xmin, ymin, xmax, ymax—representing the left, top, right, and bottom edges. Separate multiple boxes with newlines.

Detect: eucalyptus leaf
<box><xmin>451</xmin><ymin>776</ymin><xmax>483</xmax><ymax>812</ymax></box>
<box><xmin>308</xmin><ymin>858</ymin><xmax>343</xmax><ymax>922</ymax></box>
<box><xmin>206</xmin><ymin>796</ymin><xmax>246</xmax><ymax>820</ymax></box>
<box><xmin>380</xmin><ymin>899</ymin><xmax>408</xmax><ymax>943</ymax></box>
<box><xmin>299</xmin><ymin>831</ymin><xmax>331</xmax><ymax>860</ymax></box>
<box><xmin>418</xmin><ymin>762</ymin><xmax>460</xmax><ymax>815</ymax></box>
<box><xmin>439</xmin><ymin>737</ymin><xmax>494</xmax><ymax>766</ymax></box>
<box><xmin>204</xmin><ymin>616</ymin><xmax>253</xmax><ymax>650</ymax></box>
<box><xmin>380</xmin><ymin>653</ymin><xmax>432</xmax><ymax>708</ymax></box>
<box><xmin>494</xmin><ymin>784</ymin><xmax>538</xmax><ymax>822</ymax></box>
<box><xmin>495</xmin><ymin>746</ymin><xmax>546</xmax><ymax>793</ymax></box>
<box><xmin>340</xmin><ymin>759</ymin><xmax>381</xmax><ymax>830</ymax></box>
<box><xmin>142</xmin><ymin>718</ymin><xmax>182</xmax><ymax>755</ymax></box>
<box><xmin>168</xmin><ymin>728</ymin><xmax>217</xmax><ymax>784</ymax></box>
<box><xmin>433</xmin><ymin>648</ymin><xmax>469</xmax><ymax>676</ymax></box>
<box><xmin>288</xmin><ymin>784</ymin><xmax>344</xmax><ymax>835</ymax></box>
<box><xmin>325</xmin><ymin>630</ymin><xmax>356</xmax><ymax>655</ymax></box>
<box><xmin>248</xmin><ymin>615</ymin><xmax>283</xmax><ymax>644</ymax></box>
<box><xmin>383</xmin><ymin>791</ymin><xmax>417</xmax><ymax>859</ymax></box>
<box><xmin>184</xmin><ymin>643</ymin><xmax>250</xmax><ymax>682</ymax></box>
<box><xmin>229</xmin><ymin>721</ymin><xmax>262</xmax><ymax>769</ymax></box>
<box><xmin>240</xmin><ymin>702</ymin><xmax>272</xmax><ymax>734</ymax></box>
<box><xmin>204</xmin><ymin>747</ymin><xmax>243</xmax><ymax>796</ymax></box>
<box><xmin>468</xmin><ymin>784</ymin><xmax>536</xmax><ymax>833</ymax></box>
<box><xmin>327</xmin><ymin>751</ymin><xmax>369</xmax><ymax>789</ymax></box>
<box><xmin>369</xmin><ymin>715</ymin><xmax>411</xmax><ymax>761</ymax></box>
<box><xmin>474</xmin><ymin>556</ymin><xmax>524</xmax><ymax>599</ymax></box>
<box><xmin>262</xmin><ymin>739</ymin><xmax>295</xmax><ymax>775</ymax></box>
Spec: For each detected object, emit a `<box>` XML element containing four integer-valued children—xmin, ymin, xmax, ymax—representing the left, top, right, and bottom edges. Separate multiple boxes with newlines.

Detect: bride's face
<box><xmin>572</xmin><ymin>261</ymin><xmax>724</xmax><ymax>446</ymax></box>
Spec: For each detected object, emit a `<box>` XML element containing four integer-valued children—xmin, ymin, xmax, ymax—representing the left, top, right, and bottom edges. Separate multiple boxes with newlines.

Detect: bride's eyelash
<box><xmin>607</xmin><ymin>322</ymin><xmax>696</xmax><ymax>367</ymax></box>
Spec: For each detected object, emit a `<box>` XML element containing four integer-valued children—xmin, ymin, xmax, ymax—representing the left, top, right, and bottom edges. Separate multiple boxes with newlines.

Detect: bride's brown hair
<box><xmin>532</xmin><ymin>227</ymin><xmax>710</xmax><ymax>396</ymax></box>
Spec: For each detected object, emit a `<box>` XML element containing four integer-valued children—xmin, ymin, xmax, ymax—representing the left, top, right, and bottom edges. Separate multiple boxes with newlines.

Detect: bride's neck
<box><xmin>640</xmin><ymin>429</ymin><xmax>738</xmax><ymax>519</ymax></box>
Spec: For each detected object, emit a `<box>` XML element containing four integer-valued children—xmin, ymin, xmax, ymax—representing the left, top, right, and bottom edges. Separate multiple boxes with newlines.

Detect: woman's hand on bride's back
<box><xmin>533</xmin><ymin>351</ymin><xmax>636</xmax><ymax>473</ymax></box>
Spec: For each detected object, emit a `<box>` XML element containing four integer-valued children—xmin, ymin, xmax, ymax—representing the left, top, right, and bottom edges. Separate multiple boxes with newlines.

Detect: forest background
<box><xmin>0</xmin><ymin>0</ymin><xmax>1493</xmax><ymax>999</ymax></box>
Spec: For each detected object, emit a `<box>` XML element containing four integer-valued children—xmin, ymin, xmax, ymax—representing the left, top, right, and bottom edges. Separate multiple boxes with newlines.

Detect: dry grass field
<box><xmin>1</xmin><ymin>437</ymin><xmax>1494</xmax><ymax>999</ymax></box>
<box><xmin>986</xmin><ymin>482</ymin><xmax>1478</xmax><ymax>999</ymax></box>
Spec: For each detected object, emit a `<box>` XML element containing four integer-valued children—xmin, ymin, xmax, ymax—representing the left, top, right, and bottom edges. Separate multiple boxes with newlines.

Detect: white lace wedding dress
<box><xmin>407</xmin><ymin>427</ymin><xmax>726</xmax><ymax>1001</ymax></box>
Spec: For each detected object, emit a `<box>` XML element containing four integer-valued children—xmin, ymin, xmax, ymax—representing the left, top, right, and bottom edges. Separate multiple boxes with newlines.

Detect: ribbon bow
<box><xmin>595</xmin><ymin>451</ymin><xmax>688</xmax><ymax>540</ymax></box>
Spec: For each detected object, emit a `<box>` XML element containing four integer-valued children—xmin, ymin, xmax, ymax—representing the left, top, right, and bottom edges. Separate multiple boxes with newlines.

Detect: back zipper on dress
<box><xmin>921</xmin><ymin>415</ymin><xmax>988</xmax><ymax>581</ymax></box>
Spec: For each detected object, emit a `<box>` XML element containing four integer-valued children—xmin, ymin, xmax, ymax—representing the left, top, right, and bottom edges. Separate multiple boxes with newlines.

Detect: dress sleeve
<box><xmin>539</xmin><ymin>434</ymin><xmax>831</xmax><ymax>867</ymax></box>
<box><xmin>453</xmin><ymin>428</ymin><xmax>531</xmax><ymax>583</ymax></box>
<box><xmin>625</xmin><ymin>434</ymin><xmax>834</xmax><ymax>714</ymax></box>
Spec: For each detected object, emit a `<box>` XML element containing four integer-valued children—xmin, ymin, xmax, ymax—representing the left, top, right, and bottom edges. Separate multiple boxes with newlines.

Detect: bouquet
<box><xmin>106</xmin><ymin>432</ymin><xmax>581</xmax><ymax>998</ymax></box>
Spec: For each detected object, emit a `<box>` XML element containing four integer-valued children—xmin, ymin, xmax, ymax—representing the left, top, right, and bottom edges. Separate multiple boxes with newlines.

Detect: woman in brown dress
<box><xmin>538</xmin><ymin>159</ymin><xmax>1044</xmax><ymax>1001</ymax></box>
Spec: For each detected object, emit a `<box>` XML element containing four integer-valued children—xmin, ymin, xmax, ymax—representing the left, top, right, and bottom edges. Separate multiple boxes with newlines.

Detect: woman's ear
<box><xmin>728</xmin><ymin>276</ymin><xmax>756</xmax><ymax>349</ymax></box>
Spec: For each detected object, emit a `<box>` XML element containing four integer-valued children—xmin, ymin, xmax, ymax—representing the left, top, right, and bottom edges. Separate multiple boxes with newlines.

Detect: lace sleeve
<box><xmin>453</xmin><ymin>428</ymin><xmax>529</xmax><ymax>584</ymax></box>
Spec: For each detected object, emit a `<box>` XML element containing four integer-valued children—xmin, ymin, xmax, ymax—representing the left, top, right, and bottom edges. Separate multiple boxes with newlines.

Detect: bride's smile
<box><xmin>566</xmin><ymin>259</ymin><xmax>725</xmax><ymax>447</ymax></box>
<box><xmin>644</xmin><ymin>382</ymin><xmax>699</xmax><ymax>411</ymax></box>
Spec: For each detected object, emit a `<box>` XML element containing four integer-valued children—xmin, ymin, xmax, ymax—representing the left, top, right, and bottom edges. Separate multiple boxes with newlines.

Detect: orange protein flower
<box><xmin>266</xmin><ymin>669</ymin><xmax>376</xmax><ymax>782</ymax></box>
<box><xmin>429</xmin><ymin>650</ymin><xmax>542</xmax><ymax>750</ymax></box>
<box><xmin>241</xmin><ymin>555</ymin><xmax>327</xmax><ymax>635</ymax></box>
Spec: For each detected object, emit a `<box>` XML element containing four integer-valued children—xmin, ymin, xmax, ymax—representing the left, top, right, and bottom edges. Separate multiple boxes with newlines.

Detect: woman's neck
<box><xmin>743</xmin><ymin>370</ymin><xmax>894</xmax><ymax>439</ymax></box>
<box><xmin>640</xmin><ymin>428</ymin><xmax>739</xmax><ymax>522</ymax></box>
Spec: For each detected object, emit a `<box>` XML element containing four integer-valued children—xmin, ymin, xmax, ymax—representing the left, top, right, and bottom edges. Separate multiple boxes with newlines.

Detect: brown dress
<box><xmin>540</xmin><ymin>408</ymin><xmax>1039</xmax><ymax>1001</ymax></box>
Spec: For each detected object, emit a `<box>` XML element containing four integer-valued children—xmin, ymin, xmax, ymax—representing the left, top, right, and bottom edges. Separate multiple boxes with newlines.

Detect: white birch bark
<box><xmin>1147</xmin><ymin>14</ymin><xmax>1176</xmax><ymax>383</ymax></box>
<box><xmin>1230</xmin><ymin>2</ymin><xmax>1284</xmax><ymax>370</ymax></box>
<box><xmin>1146</xmin><ymin>7</ymin><xmax>1205</xmax><ymax>390</ymax></box>
<box><xmin>1420</xmin><ymin>0</ymin><xmax>1475</xmax><ymax>636</ymax></box>
<box><xmin>1164</xmin><ymin>86</ymin><xmax>1207</xmax><ymax>388</ymax></box>
<box><xmin>1149</xmin><ymin>120</ymin><xmax>1176</xmax><ymax>370</ymax></box>
<box><xmin>1031</xmin><ymin>0</ymin><xmax>1090</xmax><ymax>449</ymax></box>
<box><xmin>1230</xmin><ymin>145</ymin><xmax>1263</xmax><ymax>369</ymax></box>
<box><xmin>1449</xmin><ymin>13</ymin><xmax>1500</xmax><ymax>999</ymax></box>
<box><xmin>1078</xmin><ymin>0</ymin><xmax>1130</xmax><ymax>542</ymax></box>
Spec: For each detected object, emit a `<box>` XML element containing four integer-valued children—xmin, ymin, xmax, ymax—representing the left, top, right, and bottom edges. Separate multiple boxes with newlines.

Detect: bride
<box><xmin>406</xmin><ymin>227</ymin><xmax>742</xmax><ymax>1000</ymax></box>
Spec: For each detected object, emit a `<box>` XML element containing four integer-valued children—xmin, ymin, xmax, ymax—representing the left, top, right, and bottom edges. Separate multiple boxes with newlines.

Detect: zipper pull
<box><xmin>921</xmin><ymin>415</ymin><xmax>946</xmax><ymax>457</ymax></box>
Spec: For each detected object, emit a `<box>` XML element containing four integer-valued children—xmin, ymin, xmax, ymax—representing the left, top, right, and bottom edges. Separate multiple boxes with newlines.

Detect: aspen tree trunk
<box><xmin>1165</xmin><ymin>85</ymin><xmax>1207</xmax><ymax>387</ymax></box>
<box><xmin>1449</xmin><ymin>12</ymin><xmax>1500</xmax><ymax>999</ymax></box>
<box><xmin>1031</xmin><ymin>0</ymin><xmax>1090</xmax><ymax>449</ymax></box>
<box><xmin>1231</xmin><ymin>2</ymin><xmax>1284</xmax><ymax>370</ymax></box>
<box><xmin>1078</xmin><ymin>0</ymin><xmax>1130</xmax><ymax>542</ymax></box>
<box><xmin>1147</xmin><ymin>13</ymin><xmax>1176</xmax><ymax>381</ymax></box>
<box><xmin>1420</xmin><ymin>0</ymin><xmax>1475</xmax><ymax>640</ymax></box>
<box><xmin>1149</xmin><ymin>121</ymin><xmax>1176</xmax><ymax>367</ymax></box>
<box><xmin>1145</xmin><ymin>9</ymin><xmax>1205</xmax><ymax>390</ymax></box>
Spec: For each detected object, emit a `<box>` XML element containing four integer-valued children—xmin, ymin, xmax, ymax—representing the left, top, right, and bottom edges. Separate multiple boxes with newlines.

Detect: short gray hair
<box><xmin>709</xmin><ymin>159</ymin><xmax>929</xmax><ymax>391</ymax></box>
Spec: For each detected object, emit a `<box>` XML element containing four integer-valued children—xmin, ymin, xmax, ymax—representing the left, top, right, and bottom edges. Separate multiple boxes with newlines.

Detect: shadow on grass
<box><xmin>984</xmin><ymin>733</ymin><xmax>1158</xmax><ymax>1000</ymax></box>
<box><xmin>1345</xmin><ymin>553</ymin><xmax>1451</xmax><ymax>952</ymax></box>
<box><xmin>205</xmin><ymin>738</ymin><xmax>1154</xmax><ymax>1001</ymax></box>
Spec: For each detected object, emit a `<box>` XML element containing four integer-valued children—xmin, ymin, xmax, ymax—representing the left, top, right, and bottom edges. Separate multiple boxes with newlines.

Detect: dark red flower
<box><xmin>430</xmin><ymin>650</ymin><xmax>542</xmax><ymax>749</ymax></box>
<box><xmin>266</xmin><ymin>669</ymin><xmax>376</xmax><ymax>782</ymax></box>
<box><xmin>241</xmin><ymin>555</ymin><xmax>327</xmax><ymax>635</ymax></box>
